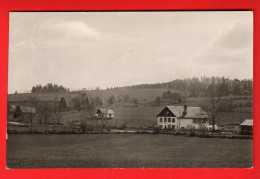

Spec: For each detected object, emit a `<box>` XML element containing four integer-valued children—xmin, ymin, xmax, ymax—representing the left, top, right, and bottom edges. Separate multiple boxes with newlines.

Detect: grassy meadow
<box><xmin>6</xmin><ymin>134</ymin><xmax>253</xmax><ymax>168</ymax></box>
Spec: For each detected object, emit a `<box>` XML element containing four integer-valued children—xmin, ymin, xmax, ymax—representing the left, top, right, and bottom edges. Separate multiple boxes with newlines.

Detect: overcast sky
<box><xmin>8</xmin><ymin>11</ymin><xmax>253</xmax><ymax>93</ymax></box>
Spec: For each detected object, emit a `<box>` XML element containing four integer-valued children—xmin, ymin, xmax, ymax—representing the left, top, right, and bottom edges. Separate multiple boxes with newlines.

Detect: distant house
<box><xmin>13</xmin><ymin>105</ymin><xmax>36</xmax><ymax>118</ymax></box>
<box><xmin>96</xmin><ymin>109</ymin><xmax>114</xmax><ymax>119</ymax></box>
<box><xmin>240</xmin><ymin>119</ymin><xmax>253</xmax><ymax>135</ymax></box>
<box><xmin>156</xmin><ymin>105</ymin><xmax>208</xmax><ymax>130</ymax></box>
<box><xmin>7</xmin><ymin>103</ymin><xmax>17</xmax><ymax>113</ymax></box>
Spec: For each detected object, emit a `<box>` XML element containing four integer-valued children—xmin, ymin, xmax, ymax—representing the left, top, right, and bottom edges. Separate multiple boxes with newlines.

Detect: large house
<box><xmin>156</xmin><ymin>105</ymin><xmax>208</xmax><ymax>130</ymax></box>
<box><xmin>96</xmin><ymin>108</ymin><xmax>114</xmax><ymax>119</ymax></box>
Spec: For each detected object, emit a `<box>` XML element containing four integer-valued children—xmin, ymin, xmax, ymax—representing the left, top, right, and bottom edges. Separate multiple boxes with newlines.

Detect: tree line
<box><xmin>31</xmin><ymin>83</ymin><xmax>70</xmax><ymax>93</ymax></box>
<box><xmin>130</xmin><ymin>76</ymin><xmax>253</xmax><ymax>97</ymax></box>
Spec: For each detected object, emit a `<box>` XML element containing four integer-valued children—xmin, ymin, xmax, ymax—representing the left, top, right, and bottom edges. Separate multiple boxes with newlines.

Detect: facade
<box><xmin>96</xmin><ymin>109</ymin><xmax>114</xmax><ymax>119</ymax></box>
<box><xmin>206</xmin><ymin>124</ymin><xmax>219</xmax><ymax>131</ymax></box>
<box><xmin>240</xmin><ymin>119</ymin><xmax>253</xmax><ymax>135</ymax></box>
<box><xmin>156</xmin><ymin>105</ymin><xmax>208</xmax><ymax>130</ymax></box>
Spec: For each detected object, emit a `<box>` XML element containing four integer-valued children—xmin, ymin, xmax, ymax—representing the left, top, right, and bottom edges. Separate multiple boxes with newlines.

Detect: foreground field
<box><xmin>7</xmin><ymin>134</ymin><xmax>252</xmax><ymax>168</ymax></box>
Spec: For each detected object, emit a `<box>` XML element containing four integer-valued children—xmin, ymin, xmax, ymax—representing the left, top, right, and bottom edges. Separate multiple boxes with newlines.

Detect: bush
<box><xmin>187</xmin><ymin>128</ymin><xmax>196</xmax><ymax>137</ymax></box>
<box><xmin>152</xmin><ymin>127</ymin><xmax>160</xmax><ymax>134</ymax></box>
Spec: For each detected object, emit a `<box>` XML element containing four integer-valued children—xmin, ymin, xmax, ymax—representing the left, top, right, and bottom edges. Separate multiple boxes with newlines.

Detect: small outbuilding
<box><xmin>96</xmin><ymin>108</ymin><xmax>114</xmax><ymax>119</ymax></box>
<box><xmin>7</xmin><ymin>104</ymin><xmax>17</xmax><ymax>113</ymax></box>
<box><xmin>240</xmin><ymin>119</ymin><xmax>253</xmax><ymax>135</ymax></box>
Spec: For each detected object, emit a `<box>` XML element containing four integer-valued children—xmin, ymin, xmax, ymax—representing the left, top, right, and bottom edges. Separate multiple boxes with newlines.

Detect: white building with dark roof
<box><xmin>156</xmin><ymin>105</ymin><xmax>208</xmax><ymax>130</ymax></box>
<box><xmin>96</xmin><ymin>108</ymin><xmax>114</xmax><ymax>119</ymax></box>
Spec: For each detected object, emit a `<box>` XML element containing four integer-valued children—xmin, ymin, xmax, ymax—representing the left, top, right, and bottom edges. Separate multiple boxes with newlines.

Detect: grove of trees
<box><xmin>130</xmin><ymin>76</ymin><xmax>253</xmax><ymax>97</ymax></box>
<box><xmin>31</xmin><ymin>83</ymin><xmax>70</xmax><ymax>93</ymax></box>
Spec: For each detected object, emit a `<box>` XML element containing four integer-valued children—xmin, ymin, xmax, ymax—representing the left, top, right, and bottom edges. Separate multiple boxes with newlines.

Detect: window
<box><xmin>168</xmin><ymin>118</ymin><xmax>171</xmax><ymax>122</ymax></box>
<box><xmin>172</xmin><ymin>125</ymin><xmax>175</xmax><ymax>129</ymax></box>
<box><xmin>172</xmin><ymin>118</ymin><xmax>175</xmax><ymax>123</ymax></box>
<box><xmin>160</xmin><ymin>118</ymin><xmax>163</xmax><ymax>123</ymax></box>
<box><xmin>164</xmin><ymin>118</ymin><xmax>167</xmax><ymax>122</ymax></box>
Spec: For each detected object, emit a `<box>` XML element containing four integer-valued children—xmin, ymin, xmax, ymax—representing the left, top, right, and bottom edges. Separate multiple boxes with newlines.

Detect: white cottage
<box><xmin>96</xmin><ymin>108</ymin><xmax>114</xmax><ymax>119</ymax></box>
<box><xmin>156</xmin><ymin>105</ymin><xmax>208</xmax><ymax>130</ymax></box>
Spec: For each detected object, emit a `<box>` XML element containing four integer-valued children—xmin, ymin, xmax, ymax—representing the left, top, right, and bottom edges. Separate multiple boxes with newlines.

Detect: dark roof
<box><xmin>157</xmin><ymin>106</ymin><xmax>208</xmax><ymax>119</ymax></box>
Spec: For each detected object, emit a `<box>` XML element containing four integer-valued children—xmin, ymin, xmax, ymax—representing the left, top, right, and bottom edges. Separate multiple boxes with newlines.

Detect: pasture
<box><xmin>6</xmin><ymin>134</ymin><xmax>252</xmax><ymax>168</ymax></box>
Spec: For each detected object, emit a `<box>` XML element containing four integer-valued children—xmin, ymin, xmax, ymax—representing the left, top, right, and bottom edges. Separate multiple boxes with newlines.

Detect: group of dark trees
<box><xmin>162</xmin><ymin>90</ymin><xmax>183</xmax><ymax>102</ymax></box>
<box><xmin>12</xmin><ymin>96</ymin><xmax>68</xmax><ymax>130</ymax></box>
<box><xmin>71</xmin><ymin>93</ymin><xmax>139</xmax><ymax>108</ymax></box>
<box><xmin>130</xmin><ymin>76</ymin><xmax>253</xmax><ymax>97</ymax></box>
<box><xmin>31</xmin><ymin>83</ymin><xmax>70</xmax><ymax>93</ymax></box>
<box><xmin>70</xmin><ymin>95</ymin><xmax>102</xmax><ymax>113</ymax></box>
<box><xmin>153</xmin><ymin>90</ymin><xmax>184</xmax><ymax>106</ymax></box>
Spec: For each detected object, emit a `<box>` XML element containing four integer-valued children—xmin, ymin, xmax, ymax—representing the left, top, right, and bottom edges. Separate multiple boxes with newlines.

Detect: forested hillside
<box><xmin>129</xmin><ymin>76</ymin><xmax>253</xmax><ymax>97</ymax></box>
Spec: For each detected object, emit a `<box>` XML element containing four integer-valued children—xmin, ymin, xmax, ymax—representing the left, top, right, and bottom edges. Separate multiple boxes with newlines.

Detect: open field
<box><xmin>7</xmin><ymin>134</ymin><xmax>252</xmax><ymax>168</ymax></box>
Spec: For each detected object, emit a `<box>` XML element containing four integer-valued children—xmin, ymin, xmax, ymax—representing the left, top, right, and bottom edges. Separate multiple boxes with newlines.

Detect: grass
<box><xmin>7</xmin><ymin>90</ymin><xmax>253</xmax><ymax>128</ymax></box>
<box><xmin>59</xmin><ymin>106</ymin><xmax>253</xmax><ymax>127</ymax></box>
<box><xmin>6</xmin><ymin>134</ymin><xmax>252</xmax><ymax>168</ymax></box>
<box><xmin>8</xmin><ymin>88</ymin><xmax>176</xmax><ymax>103</ymax></box>
<box><xmin>7</xmin><ymin>105</ymin><xmax>253</xmax><ymax>130</ymax></box>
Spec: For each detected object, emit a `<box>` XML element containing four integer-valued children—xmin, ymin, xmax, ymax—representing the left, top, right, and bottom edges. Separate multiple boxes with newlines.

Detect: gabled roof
<box><xmin>157</xmin><ymin>106</ymin><xmax>208</xmax><ymax>119</ymax></box>
<box><xmin>8</xmin><ymin>104</ymin><xmax>17</xmax><ymax>109</ymax></box>
<box><xmin>97</xmin><ymin>108</ymin><xmax>114</xmax><ymax>114</ymax></box>
<box><xmin>240</xmin><ymin>119</ymin><xmax>253</xmax><ymax>126</ymax></box>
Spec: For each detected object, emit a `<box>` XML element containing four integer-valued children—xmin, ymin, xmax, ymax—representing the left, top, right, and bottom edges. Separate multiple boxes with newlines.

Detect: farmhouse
<box><xmin>96</xmin><ymin>108</ymin><xmax>114</xmax><ymax>119</ymax></box>
<box><xmin>156</xmin><ymin>105</ymin><xmax>208</xmax><ymax>130</ymax></box>
<box><xmin>13</xmin><ymin>105</ymin><xmax>36</xmax><ymax>118</ymax></box>
<box><xmin>240</xmin><ymin>119</ymin><xmax>253</xmax><ymax>135</ymax></box>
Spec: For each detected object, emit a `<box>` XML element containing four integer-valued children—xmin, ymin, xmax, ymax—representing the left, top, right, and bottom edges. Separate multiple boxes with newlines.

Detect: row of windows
<box><xmin>160</xmin><ymin>125</ymin><xmax>176</xmax><ymax>129</ymax></box>
<box><xmin>159</xmin><ymin>117</ymin><xmax>176</xmax><ymax>123</ymax></box>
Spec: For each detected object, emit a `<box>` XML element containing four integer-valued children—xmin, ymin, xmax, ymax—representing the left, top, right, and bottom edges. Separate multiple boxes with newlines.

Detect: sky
<box><xmin>8</xmin><ymin>11</ymin><xmax>253</xmax><ymax>94</ymax></box>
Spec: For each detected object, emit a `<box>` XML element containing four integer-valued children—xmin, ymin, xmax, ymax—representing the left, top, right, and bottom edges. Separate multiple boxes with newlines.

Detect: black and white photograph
<box><xmin>7</xmin><ymin>11</ymin><xmax>253</xmax><ymax>168</ymax></box>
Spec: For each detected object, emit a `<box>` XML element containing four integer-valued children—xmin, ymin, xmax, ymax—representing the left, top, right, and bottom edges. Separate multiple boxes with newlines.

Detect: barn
<box><xmin>156</xmin><ymin>105</ymin><xmax>208</xmax><ymax>130</ymax></box>
<box><xmin>240</xmin><ymin>119</ymin><xmax>253</xmax><ymax>135</ymax></box>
